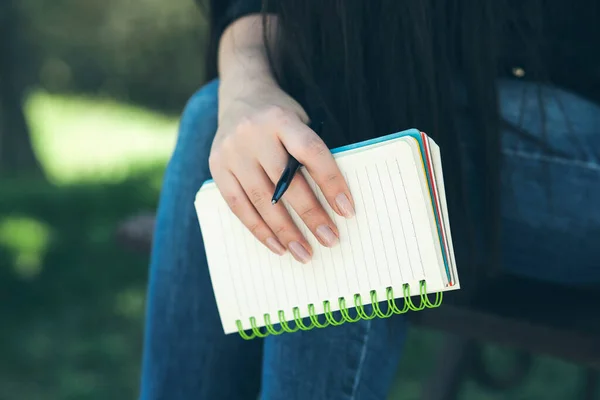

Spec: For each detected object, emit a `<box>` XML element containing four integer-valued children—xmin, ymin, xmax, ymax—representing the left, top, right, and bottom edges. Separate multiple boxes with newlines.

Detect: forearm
<box><xmin>218</xmin><ymin>15</ymin><xmax>279</xmax><ymax>108</ymax></box>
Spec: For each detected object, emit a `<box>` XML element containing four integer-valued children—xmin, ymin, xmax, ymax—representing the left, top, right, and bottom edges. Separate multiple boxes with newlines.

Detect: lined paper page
<box><xmin>196</xmin><ymin>137</ymin><xmax>448</xmax><ymax>334</ymax></box>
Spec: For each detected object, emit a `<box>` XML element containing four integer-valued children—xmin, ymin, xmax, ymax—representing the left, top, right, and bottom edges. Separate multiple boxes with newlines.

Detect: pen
<box><xmin>271</xmin><ymin>121</ymin><xmax>322</xmax><ymax>204</ymax></box>
<box><xmin>271</xmin><ymin>156</ymin><xmax>301</xmax><ymax>204</ymax></box>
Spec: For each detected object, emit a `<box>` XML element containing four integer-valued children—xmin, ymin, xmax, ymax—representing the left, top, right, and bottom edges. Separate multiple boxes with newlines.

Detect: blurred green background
<box><xmin>0</xmin><ymin>1</ymin><xmax>587</xmax><ymax>399</ymax></box>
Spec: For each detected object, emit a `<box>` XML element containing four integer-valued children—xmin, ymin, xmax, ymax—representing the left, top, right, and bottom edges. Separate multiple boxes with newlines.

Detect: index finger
<box><xmin>276</xmin><ymin>120</ymin><xmax>355</xmax><ymax>219</ymax></box>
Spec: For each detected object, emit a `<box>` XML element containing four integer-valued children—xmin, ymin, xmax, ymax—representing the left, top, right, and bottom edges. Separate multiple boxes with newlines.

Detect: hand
<box><xmin>209</xmin><ymin>79</ymin><xmax>355</xmax><ymax>263</ymax></box>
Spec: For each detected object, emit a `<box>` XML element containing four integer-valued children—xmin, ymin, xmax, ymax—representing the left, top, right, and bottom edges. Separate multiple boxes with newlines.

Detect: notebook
<box><xmin>194</xmin><ymin>128</ymin><xmax>459</xmax><ymax>339</ymax></box>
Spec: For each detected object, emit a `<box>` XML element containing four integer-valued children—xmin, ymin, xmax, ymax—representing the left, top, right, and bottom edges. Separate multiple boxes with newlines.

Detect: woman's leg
<box><xmin>260</xmin><ymin>314</ymin><xmax>409</xmax><ymax>400</ymax></box>
<box><xmin>497</xmin><ymin>79</ymin><xmax>600</xmax><ymax>282</ymax></box>
<box><xmin>139</xmin><ymin>80</ymin><xmax>263</xmax><ymax>400</ymax></box>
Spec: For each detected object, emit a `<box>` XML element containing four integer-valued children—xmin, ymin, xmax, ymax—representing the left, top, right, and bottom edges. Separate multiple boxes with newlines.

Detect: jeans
<box><xmin>139</xmin><ymin>78</ymin><xmax>600</xmax><ymax>400</ymax></box>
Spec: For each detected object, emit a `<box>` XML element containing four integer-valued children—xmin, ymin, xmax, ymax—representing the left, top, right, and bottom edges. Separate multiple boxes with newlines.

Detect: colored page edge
<box><xmin>403</xmin><ymin>134</ymin><xmax>452</xmax><ymax>286</ymax></box>
<box><xmin>418</xmin><ymin>132</ymin><xmax>455</xmax><ymax>286</ymax></box>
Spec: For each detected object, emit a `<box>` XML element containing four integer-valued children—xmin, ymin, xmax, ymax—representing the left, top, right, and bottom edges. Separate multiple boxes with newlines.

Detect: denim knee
<box><xmin>499</xmin><ymin>78</ymin><xmax>600</xmax><ymax>165</ymax></box>
<box><xmin>166</xmin><ymin>79</ymin><xmax>220</xmax><ymax>184</ymax></box>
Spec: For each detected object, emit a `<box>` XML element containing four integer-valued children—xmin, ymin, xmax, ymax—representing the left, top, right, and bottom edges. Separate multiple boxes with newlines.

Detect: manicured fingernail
<box><xmin>266</xmin><ymin>237</ymin><xmax>286</xmax><ymax>255</ymax></box>
<box><xmin>335</xmin><ymin>193</ymin><xmax>355</xmax><ymax>218</ymax></box>
<box><xmin>316</xmin><ymin>225</ymin><xmax>338</xmax><ymax>247</ymax></box>
<box><xmin>289</xmin><ymin>241</ymin><xmax>311</xmax><ymax>264</ymax></box>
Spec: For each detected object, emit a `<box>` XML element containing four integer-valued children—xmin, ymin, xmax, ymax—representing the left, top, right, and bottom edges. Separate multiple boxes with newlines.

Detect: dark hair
<box><xmin>207</xmin><ymin>1</ymin><xmax>598</xmax><ymax>281</ymax></box>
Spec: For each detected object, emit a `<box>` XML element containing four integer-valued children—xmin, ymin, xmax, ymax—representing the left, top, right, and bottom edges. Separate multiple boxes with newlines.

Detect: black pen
<box><xmin>271</xmin><ymin>156</ymin><xmax>301</xmax><ymax>204</ymax></box>
<box><xmin>271</xmin><ymin>122</ymin><xmax>322</xmax><ymax>204</ymax></box>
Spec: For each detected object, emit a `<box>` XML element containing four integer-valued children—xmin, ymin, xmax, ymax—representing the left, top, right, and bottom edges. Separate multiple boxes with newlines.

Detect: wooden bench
<box><xmin>116</xmin><ymin>214</ymin><xmax>600</xmax><ymax>399</ymax></box>
<box><xmin>411</xmin><ymin>276</ymin><xmax>600</xmax><ymax>399</ymax></box>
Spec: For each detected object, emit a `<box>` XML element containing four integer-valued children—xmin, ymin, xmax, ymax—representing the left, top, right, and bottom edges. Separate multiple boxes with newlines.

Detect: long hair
<box><xmin>206</xmin><ymin>0</ymin><xmax>599</xmax><ymax>282</ymax></box>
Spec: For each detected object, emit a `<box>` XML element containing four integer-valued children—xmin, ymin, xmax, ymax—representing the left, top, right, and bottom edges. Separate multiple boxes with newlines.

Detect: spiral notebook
<box><xmin>194</xmin><ymin>128</ymin><xmax>459</xmax><ymax>339</ymax></box>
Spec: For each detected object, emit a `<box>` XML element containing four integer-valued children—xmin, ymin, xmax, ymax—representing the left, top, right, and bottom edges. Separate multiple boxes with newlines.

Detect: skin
<box><xmin>210</xmin><ymin>15</ymin><xmax>356</xmax><ymax>264</ymax></box>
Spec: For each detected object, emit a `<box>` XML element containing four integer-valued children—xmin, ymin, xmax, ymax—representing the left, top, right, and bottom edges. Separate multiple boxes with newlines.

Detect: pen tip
<box><xmin>271</xmin><ymin>199</ymin><xmax>277</xmax><ymax>205</ymax></box>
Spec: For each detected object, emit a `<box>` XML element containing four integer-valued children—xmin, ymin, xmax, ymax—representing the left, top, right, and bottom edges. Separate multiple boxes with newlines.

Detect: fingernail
<box><xmin>266</xmin><ymin>237</ymin><xmax>286</xmax><ymax>255</ymax></box>
<box><xmin>335</xmin><ymin>193</ymin><xmax>355</xmax><ymax>218</ymax></box>
<box><xmin>316</xmin><ymin>225</ymin><xmax>339</xmax><ymax>247</ymax></box>
<box><xmin>288</xmin><ymin>241</ymin><xmax>311</xmax><ymax>264</ymax></box>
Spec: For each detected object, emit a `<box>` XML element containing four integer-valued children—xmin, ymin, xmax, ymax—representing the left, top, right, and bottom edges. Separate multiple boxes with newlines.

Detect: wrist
<box><xmin>219</xmin><ymin>62</ymin><xmax>279</xmax><ymax>104</ymax></box>
<box><xmin>220</xmin><ymin>43</ymin><xmax>275</xmax><ymax>80</ymax></box>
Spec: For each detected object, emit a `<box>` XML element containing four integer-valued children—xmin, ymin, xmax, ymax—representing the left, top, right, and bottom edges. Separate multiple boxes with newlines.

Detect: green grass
<box><xmin>0</xmin><ymin>178</ymin><xmax>157</xmax><ymax>400</ymax></box>
<box><xmin>25</xmin><ymin>90</ymin><xmax>178</xmax><ymax>184</ymax></box>
<box><xmin>0</xmin><ymin>90</ymin><xmax>589</xmax><ymax>400</ymax></box>
<box><xmin>1</xmin><ymin>91</ymin><xmax>171</xmax><ymax>400</ymax></box>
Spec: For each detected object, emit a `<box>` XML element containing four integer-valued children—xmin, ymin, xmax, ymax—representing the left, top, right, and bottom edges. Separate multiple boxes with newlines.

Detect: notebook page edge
<box><xmin>419</xmin><ymin>135</ymin><xmax>454</xmax><ymax>285</ymax></box>
<box><xmin>421</xmin><ymin>135</ymin><xmax>457</xmax><ymax>286</ymax></box>
<box><xmin>425</xmin><ymin>138</ymin><xmax>461</xmax><ymax>290</ymax></box>
<box><xmin>399</xmin><ymin>137</ymin><xmax>450</xmax><ymax>290</ymax></box>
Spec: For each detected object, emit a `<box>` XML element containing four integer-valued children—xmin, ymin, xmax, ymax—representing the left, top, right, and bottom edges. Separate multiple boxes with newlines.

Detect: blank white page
<box><xmin>195</xmin><ymin>136</ymin><xmax>451</xmax><ymax>334</ymax></box>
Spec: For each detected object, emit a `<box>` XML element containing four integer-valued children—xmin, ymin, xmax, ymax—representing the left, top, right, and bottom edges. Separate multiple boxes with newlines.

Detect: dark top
<box><xmin>211</xmin><ymin>0</ymin><xmax>599</xmax><ymax>102</ymax></box>
<box><xmin>217</xmin><ymin>0</ymin><xmax>262</xmax><ymax>39</ymax></box>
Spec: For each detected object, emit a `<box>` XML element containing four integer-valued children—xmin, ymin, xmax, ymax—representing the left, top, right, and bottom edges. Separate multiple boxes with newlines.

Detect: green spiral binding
<box><xmin>235</xmin><ymin>279</ymin><xmax>443</xmax><ymax>340</ymax></box>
